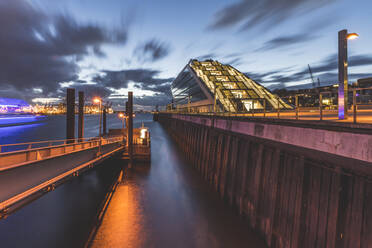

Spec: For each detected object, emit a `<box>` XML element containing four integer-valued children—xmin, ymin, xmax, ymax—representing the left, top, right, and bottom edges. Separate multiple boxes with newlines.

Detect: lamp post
<box><xmin>93</xmin><ymin>97</ymin><xmax>102</xmax><ymax>137</ymax></box>
<box><xmin>118</xmin><ymin>112</ymin><xmax>126</xmax><ymax>138</ymax></box>
<box><xmin>338</xmin><ymin>29</ymin><xmax>359</xmax><ymax>120</ymax></box>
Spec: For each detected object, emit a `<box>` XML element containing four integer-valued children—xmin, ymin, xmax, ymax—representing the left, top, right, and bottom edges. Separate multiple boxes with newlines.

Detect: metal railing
<box><xmin>162</xmin><ymin>86</ymin><xmax>372</xmax><ymax>125</ymax></box>
<box><xmin>0</xmin><ymin>135</ymin><xmax>124</xmax><ymax>171</ymax></box>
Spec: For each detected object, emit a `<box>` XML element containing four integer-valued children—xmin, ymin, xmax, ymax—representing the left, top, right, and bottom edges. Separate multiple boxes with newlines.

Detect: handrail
<box><xmin>0</xmin><ymin>135</ymin><xmax>124</xmax><ymax>154</ymax></box>
<box><xmin>0</xmin><ymin>135</ymin><xmax>125</xmax><ymax>171</ymax></box>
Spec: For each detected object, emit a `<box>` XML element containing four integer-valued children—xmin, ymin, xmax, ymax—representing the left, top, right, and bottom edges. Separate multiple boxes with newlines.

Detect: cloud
<box><xmin>256</xmin><ymin>33</ymin><xmax>318</xmax><ymax>51</ymax></box>
<box><xmin>93</xmin><ymin>69</ymin><xmax>174</xmax><ymax>90</ymax></box>
<box><xmin>208</xmin><ymin>0</ymin><xmax>336</xmax><ymax>31</ymax></box>
<box><xmin>134</xmin><ymin>39</ymin><xmax>171</xmax><ymax>63</ymax></box>
<box><xmin>91</xmin><ymin>68</ymin><xmax>174</xmax><ymax>106</ymax></box>
<box><xmin>68</xmin><ymin>82</ymin><xmax>113</xmax><ymax>99</ymax></box>
<box><xmin>248</xmin><ymin>53</ymin><xmax>372</xmax><ymax>88</ymax></box>
<box><xmin>291</xmin><ymin>54</ymin><xmax>372</xmax><ymax>79</ymax></box>
<box><xmin>196</xmin><ymin>53</ymin><xmax>217</xmax><ymax>61</ymax></box>
<box><xmin>0</xmin><ymin>0</ymin><xmax>129</xmax><ymax>99</ymax></box>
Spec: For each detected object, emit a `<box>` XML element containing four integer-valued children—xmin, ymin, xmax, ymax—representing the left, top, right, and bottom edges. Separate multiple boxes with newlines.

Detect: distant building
<box><xmin>357</xmin><ymin>77</ymin><xmax>372</xmax><ymax>87</ymax></box>
<box><xmin>0</xmin><ymin>98</ymin><xmax>30</xmax><ymax>113</ymax></box>
<box><xmin>274</xmin><ymin>76</ymin><xmax>372</xmax><ymax>107</ymax></box>
<box><xmin>273</xmin><ymin>84</ymin><xmax>340</xmax><ymax>108</ymax></box>
<box><xmin>170</xmin><ymin>59</ymin><xmax>291</xmax><ymax>113</ymax></box>
<box><xmin>356</xmin><ymin>77</ymin><xmax>372</xmax><ymax>104</ymax></box>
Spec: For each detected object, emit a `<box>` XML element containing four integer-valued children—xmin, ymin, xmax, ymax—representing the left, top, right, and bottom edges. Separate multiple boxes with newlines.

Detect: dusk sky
<box><xmin>1</xmin><ymin>0</ymin><xmax>372</xmax><ymax>110</ymax></box>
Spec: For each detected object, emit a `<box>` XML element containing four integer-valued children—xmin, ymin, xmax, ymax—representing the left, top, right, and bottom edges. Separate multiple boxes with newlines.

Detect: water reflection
<box><xmin>92</xmin><ymin>165</ymin><xmax>150</xmax><ymax>248</ymax></box>
<box><xmin>91</xmin><ymin>120</ymin><xmax>266</xmax><ymax>248</ymax></box>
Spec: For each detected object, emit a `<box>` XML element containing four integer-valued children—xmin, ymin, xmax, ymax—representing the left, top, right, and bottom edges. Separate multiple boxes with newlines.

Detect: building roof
<box><xmin>171</xmin><ymin>59</ymin><xmax>291</xmax><ymax>112</ymax></box>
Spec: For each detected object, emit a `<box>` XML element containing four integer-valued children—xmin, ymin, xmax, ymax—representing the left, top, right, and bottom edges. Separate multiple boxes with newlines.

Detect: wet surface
<box><xmin>0</xmin><ymin>114</ymin><xmax>126</xmax><ymax>248</ymax></box>
<box><xmin>92</xmin><ymin>120</ymin><xmax>266</xmax><ymax>248</ymax></box>
<box><xmin>0</xmin><ymin>114</ymin><xmax>266</xmax><ymax>247</ymax></box>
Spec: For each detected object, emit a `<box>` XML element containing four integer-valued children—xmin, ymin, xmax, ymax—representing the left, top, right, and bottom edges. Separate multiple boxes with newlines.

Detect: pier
<box><xmin>0</xmin><ymin>90</ymin><xmax>150</xmax><ymax>220</ymax></box>
<box><xmin>155</xmin><ymin>112</ymin><xmax>372</xmax><ymax>247</ymax></box>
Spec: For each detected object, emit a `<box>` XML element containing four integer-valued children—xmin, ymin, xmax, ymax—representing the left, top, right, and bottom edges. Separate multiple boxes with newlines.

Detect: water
<box><xmin>92</xmin><ymin>116</ymin><xmax>266</xmax><ymax>247</ymax></box>
<box><xmin>0</xmin><ymin>114</ymin><xmax>266</xmax><ymax>248</ymax></box>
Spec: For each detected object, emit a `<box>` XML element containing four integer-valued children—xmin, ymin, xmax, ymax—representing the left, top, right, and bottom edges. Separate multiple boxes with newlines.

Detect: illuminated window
<box><xmin>215</xmin><ymin>76</ymin><xmax>229</xmax><ymax>81</ymax></box>
<box><xmin>210</xmin><ymin>71</ymin><xmax>222</xmax><ymax>75</ymax></box>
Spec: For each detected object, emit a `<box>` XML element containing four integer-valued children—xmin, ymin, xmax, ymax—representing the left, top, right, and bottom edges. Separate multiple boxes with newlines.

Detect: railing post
<box><xmin>353</xmin><ymin>89</ymin><xmax>357</xmax><ymax>124</ymax></box>
<box><xmin>295</xmin><ymin>95</ymin><xmax>299</xmax><ymax>120</ymax></box>
<box><xmin>277</xmin><ymin>97</ymin><xmax>280</xmax><ymax>119</ymax></box>
<box><xmin>319</xmin><ymin>93</ymin><xmax>323</xmax><ymax>121</ymax></box>
<box><xmin>0</xmin><ymin>145</ymin><xmax>2</xmax><ymax>153</ymax></box>
<box><xmin>263</xmin><ymin>98</ymin><xmax>266</xmax><ymax>117</ymax></box>
<box><xmin>252</xmin><ymin>100</ymin><xmax>255</xmax><ymax>117</ymax></box>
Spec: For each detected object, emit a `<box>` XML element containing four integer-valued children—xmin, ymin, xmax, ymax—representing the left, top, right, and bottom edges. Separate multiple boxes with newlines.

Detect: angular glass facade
<box><xmin>171</xmin><ymin>59</ymin><xmax>292</xmax><ymax>112</ymax></box>
<box><xmin>171</xmin><ymin>66</ymin><xmax>208</xmax><ymax>105</ymax></box>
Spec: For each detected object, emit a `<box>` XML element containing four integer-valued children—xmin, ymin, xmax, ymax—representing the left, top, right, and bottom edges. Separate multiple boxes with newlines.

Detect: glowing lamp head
<box><xmin>347</xmin><ymin>33</ymin><xmax>359</xmax><ymax>40</ymax></box>
<box><xmin>118</xmin><ymin>113</ymin><xmax>124</xmax><ymax>118</ymax></box>
<box><xmin>93</xmin><ymin>98</ymin><xmax>101</xmax><ymax>104</ymax></box>
<box><xmin>140</xmin><ymin>128</ymin><xmax>147</xmax><ymax>139</ymax></box>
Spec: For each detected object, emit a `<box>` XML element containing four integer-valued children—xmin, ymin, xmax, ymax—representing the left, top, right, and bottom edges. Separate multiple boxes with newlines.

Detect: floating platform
<box><xmin>108</xmin><ymin>125</ymin><xmax>151</xmax><ymax>163</ymax></box>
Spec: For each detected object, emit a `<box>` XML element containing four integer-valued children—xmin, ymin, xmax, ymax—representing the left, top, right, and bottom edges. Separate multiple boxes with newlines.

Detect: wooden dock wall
<box><xmin>158</xmin><ymin>114</ymin><xmax>372</xmax><ymax>248</ymax></box>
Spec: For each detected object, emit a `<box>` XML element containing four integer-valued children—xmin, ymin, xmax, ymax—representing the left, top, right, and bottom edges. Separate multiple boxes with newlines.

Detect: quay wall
<box><xmin>156</xmin><ymin>113</ymin><xmax>372</xmax><ymax>248</ymax></box>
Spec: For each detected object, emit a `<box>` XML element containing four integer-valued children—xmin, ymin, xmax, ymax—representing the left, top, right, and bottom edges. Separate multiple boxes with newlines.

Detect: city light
<box><xmin>140</xmin><ymin>128</ymin><xmax>147</xmax><ymax>139</ymax></box>
<box><xmin>347</xmin><ymin>33</ymin><xmax>359</xmax><ymax>40</ymax></box>
<box><xmin>118</xmin><ymin>113</ymin><xmax>124</xmax><ymax>118</ymax></box>
<box><xmin>93</xmin><ymin>97</ymin><xmax>101</xmax><ymax>104</ymax></box>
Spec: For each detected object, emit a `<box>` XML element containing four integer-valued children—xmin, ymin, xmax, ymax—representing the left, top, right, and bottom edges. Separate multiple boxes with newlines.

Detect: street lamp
<box><xmin>118</xmin><ymin>112</ymin><xmax>126</xmax><ymax>137</ymax></box>
<box><xmin>338</xmin><ymin>29</ymin><xmax>359</xmax><ymax>120</ymax></box>
<box><xmin>93</xmin><ymin>97</ymin><xmax>102</xmax><ymax>137</ymax></box>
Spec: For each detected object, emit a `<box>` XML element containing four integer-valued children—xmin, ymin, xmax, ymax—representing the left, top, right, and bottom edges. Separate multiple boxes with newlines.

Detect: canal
<box><xmin>0</xmin><ymin>114</ymin><xmax>266</xmax><ymax>248</ymax></box>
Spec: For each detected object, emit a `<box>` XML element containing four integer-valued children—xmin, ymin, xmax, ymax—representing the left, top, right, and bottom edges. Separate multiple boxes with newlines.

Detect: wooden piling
<box><xmin>66</xmin><ymin>88</ymin><xmax>75</xmax><ymax>143</ymax></box>
<box><xmin>78</xmin><ymin>91</ymin><xmax>84</xmax><ymax>141</ymax></box>
<box><xmin>103</xmin><ymin>108</ymin><xmax>107</xmax><ymax>135</ymax></box>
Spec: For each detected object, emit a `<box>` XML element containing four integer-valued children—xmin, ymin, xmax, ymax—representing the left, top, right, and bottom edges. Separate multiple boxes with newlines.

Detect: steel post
<box><xmin>338</xmin><ymin>29</ymin><xmax>348</xmax><ymax>120</ymax></box>
<box><xmin>353</xmin><ymin>89</ymin><xmax>357</xmax><ymax>124</ymax></box>
<box><xmin>295</xmin><ymin>95</ymin><xmax>299</xmax><ymax>120</ymax></box>
<box><xmin>128</xmin><ymin>92</ymin><xmax>133</xmax><ymax>168</ymax></box>
<box><xmin>319</xmin><ymin>93</ymin><xmax>323</xmax><ymax>121</ymax></box>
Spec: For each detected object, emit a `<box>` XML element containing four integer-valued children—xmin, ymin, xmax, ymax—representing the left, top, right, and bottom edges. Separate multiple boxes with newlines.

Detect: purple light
<box><xmin>338</xmin><ymin>91</ymin><xmax>344</xmax><ymax>119</ymax></box>
<box><xmin>0</xmin><ymin>97</ymin><xmax>30</xmax><ymax>113</ymax></box>
<box><xmin>0</xmin><ymin>115</ymin><xmax>46</xmax><ymax>126</ymax></box>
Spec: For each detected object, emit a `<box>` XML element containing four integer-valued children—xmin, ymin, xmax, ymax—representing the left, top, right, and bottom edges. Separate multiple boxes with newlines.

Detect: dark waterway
<box><xmin>0</xmin><ymin>114</ymin><xmax>266</xmax><ymax>248</ymax></box>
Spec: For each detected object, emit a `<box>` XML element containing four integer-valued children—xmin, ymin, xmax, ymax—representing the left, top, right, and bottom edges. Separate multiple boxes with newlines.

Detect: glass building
<box><xmin>171</xmin><ymin>59</ymin><xmax>292</xmax><ymax>112</ymax></box>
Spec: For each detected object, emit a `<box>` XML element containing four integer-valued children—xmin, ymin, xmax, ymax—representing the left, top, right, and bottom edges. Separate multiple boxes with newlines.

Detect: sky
<box><xmin>1</xmin><ymin>0</ymin><xmax>372</xmax><ymax>110</ymax></box>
